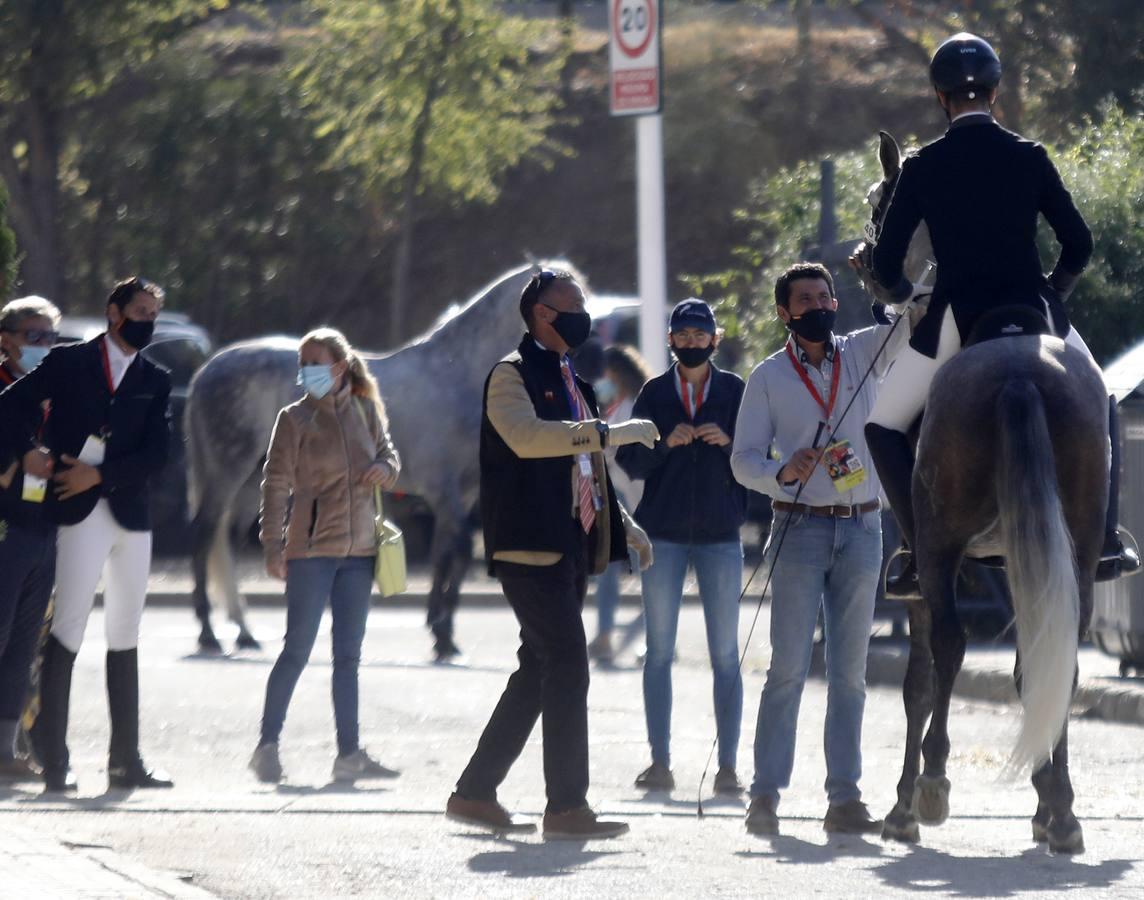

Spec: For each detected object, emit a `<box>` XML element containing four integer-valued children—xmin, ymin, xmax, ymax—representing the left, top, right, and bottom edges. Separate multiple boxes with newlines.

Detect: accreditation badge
<box><xmin>824</xmin><ymin>439</ymin><xmax>867</xmax><ymax>493</ymax></box>
<box><xmin>21</xmin><ymin>474</ymin><xmax>46</xmax><ymax>504</ymax></box>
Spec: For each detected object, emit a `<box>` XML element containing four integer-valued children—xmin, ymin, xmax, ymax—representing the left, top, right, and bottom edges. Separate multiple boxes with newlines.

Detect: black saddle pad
<box><xmin>965</xmin><ymin>304</ymin><xmax>1053</xmax><ymax>347</ymax></box>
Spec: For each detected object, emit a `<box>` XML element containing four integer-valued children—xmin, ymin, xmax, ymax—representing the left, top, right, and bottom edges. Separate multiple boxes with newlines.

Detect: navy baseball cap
<box><xmin>669</xmin><ymin>298</ymin><xmax>716</xmax><ymax>334</ymax></box>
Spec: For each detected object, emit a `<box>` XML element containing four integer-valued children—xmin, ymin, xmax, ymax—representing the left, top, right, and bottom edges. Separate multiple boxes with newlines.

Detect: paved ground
<box><xmin>2</xmin><ymin>601</ymin><xmax>1143</xmax><ymax>898</ymax></box>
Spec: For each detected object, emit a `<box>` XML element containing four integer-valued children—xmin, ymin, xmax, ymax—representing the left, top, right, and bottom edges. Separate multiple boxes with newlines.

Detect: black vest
<box><xmin>480</xmin><ymin>335</ymin><xmax>626</xmax><ymax>574</ymax></box>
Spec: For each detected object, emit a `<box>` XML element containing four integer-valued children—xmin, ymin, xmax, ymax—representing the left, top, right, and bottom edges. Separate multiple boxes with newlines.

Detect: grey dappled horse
<box><xmin>857</xmin><ymin>133</ymin><xmax>1107</xmax><ymax>854</ymax></box>
<box><xmin>186</xmin><ymin>261</ymin><xmax>569</xmax><ymax>654</ymax></box>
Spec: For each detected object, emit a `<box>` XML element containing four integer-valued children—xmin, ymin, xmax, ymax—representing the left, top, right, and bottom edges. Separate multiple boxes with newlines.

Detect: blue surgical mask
<box><xmin>17</xmin><ymin>345</ymin><xmax>50</xmax><ymax>372</ymax></box>
<box><xmin>298</xmin><ymin>364</ymin><xmax>336</xmax><ymax>399</ymax></box>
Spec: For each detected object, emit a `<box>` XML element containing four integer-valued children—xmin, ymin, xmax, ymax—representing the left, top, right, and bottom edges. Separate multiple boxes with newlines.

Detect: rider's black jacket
<box><xmin>872</xmin><ymin>114</ymin><xmax>1093</xmax><ymax>357</ymax></box>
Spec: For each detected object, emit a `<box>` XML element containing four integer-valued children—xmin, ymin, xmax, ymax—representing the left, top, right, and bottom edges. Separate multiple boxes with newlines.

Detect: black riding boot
<box><xmin>30</xmin><ymin>635</ymin><xmax>77</xmax><ymax>793</ymax></box>
<box><xmin>865</xmin><ymin>423</ymin><xmax>920</xmax><ymax>598</ymax></box>
<box><xmin>1098</xmin><ymin>396</ymin><xmax>1141</xmax><ymax>582</ymax></box>
<box><xmin>106</xmin><ymin>649</ymin><xmax>174</xmax><ymax>790</ymax></box>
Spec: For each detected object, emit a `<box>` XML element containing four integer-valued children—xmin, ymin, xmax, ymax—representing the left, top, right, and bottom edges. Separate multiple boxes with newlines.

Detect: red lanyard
<box><xmin>100</xmin><ymin>339</ymin><xmax>117</xmax><ymax>394</ymax></box>
<box><xmin>785</xmin><ymin>341</ymin><xmax>840</xmax><ymax>423</ymax></box>
<box><xmin>678</xmin><ymin>367</ymin><xmax>709</xmax><ymax>420</ymax></box>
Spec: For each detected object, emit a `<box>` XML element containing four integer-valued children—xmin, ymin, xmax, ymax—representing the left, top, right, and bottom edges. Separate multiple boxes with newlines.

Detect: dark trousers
<box><xmin>0</xmin><ymin>523</ymin><xmax>56</xmax><ymax>722</ymax></box>
<box><xmin>456</xmin><ymin>536</ymin><xmax>590</xmax><ymax>813</ymax></box>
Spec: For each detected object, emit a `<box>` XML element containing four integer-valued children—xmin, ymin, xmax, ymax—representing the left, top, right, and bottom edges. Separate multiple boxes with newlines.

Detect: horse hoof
<box><xmin>911</xmin><ymin>775</ymin><xmax>951</xmax><ymax>825</ymax></box>
<box><xmin>197</xmin><ymin>630</ymin><xmax>224</xmax><ymax>654</ymax></box>
<box><xmin>1048</xmin><ymin>821</ymin><xmax>1085</xmax><ymax>855</ymax></box>
<box><xmin>235</xmin><ymin>632</ymin><xmax>262</xmax><ymax>651</ymax></box>
<box><xmin>1031</xmin><ymin>818</ymin><xmax>1049</xmax><ymax>844</ymax></box>
<box><xmin>881</xmin><ymin>812</ymin><xmax>920</xmax><ymax>844</ymax></box>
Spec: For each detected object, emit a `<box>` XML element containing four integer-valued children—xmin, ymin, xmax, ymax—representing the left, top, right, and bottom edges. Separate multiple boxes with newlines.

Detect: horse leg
<box><xmin>191</xmin><ymin>505</ymin><xmax>224</xmax><ymax>653</ymax></box>
<box><xmin>1044</xmin><ymin>720</ymin><xmax>1084</xmax><ymax>853</ymax></box>
<box><xmin>914</xmin><ymin>550</ymin><xmax>964</xmax><ymax>826</ymax></box>
<box><xmin>882</xmin><ymin>600</ymin><xmax>934</xmax><ymax>844</ymax></box>
<box><xmin>427</xmin><ymin>504</ymin><xmax>471</xmax><ymax>659</ymax></box>
<box><xmin>219</xmin><ymin>512</ymin><xmax>259</xmax><ymax>650</ymax></box>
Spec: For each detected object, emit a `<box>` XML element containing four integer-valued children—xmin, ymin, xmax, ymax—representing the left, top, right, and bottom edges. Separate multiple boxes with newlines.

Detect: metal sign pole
<box><xmin>638</xmin><ymin>113</ymin><xmax>667</xmax><ymax>373</ymax></box>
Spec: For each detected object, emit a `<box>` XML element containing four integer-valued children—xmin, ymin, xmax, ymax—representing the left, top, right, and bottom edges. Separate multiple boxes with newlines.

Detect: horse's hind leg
<box><xmin>1024</xmin><ymin>653</ymin><xmax>1084</xmax><ymax>853</ymax></box>
<box><xmin>883</xmin><ymin>600</ymin><xmax>934</xmax><ymax>844</ymax></box>
<box><xmin>914</xmin><ymin>550</ymin><xmax>964</xmax><ymax>826</ymax></box>
<box><xmin>191</xmin><ymin>505</ymin><xmax>224</xmax><ymax>653</ymax></box>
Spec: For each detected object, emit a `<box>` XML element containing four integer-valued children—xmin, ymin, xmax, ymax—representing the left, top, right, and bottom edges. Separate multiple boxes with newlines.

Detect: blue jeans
<box><xmin>593</xmin><ymin>548</ymin><xmax>638</xmax><ymax>636</ymax></box>
<box><xmin>641</xmin><ymin>539</ymin><xmax>743</xmax><ymax>768</ymax></box>
<box><xmin>260</xmin><ymin>556</ymin><xmax>374</xmax><ymax>756</ymax></box>
<box><xmin>751</xmin><ymin>511</ymin><xmax>881</xmax><ymax>806</ymax></box>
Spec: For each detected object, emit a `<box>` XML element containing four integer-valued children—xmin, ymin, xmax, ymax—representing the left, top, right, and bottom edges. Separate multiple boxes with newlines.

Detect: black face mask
<box><xmin>672</xmin><ymin>343</ymin><xmax>715</xmax><ymax>369</ymax></box>
<box><xmin>787</xmin><ymin>308</ymin><xmax>836</xmax><ymax>344</ymax></box>
<box><xmin>544</xmin><ymin>306</ymin><xmax>592</xmax><ymax>350</ymax></box>
<box><xmin>117</xmin><ymin>318</ymin><xmax>155</xmax><ymax>351</ymax></box>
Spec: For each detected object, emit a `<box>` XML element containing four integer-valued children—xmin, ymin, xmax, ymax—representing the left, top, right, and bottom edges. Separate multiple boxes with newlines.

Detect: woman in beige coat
<box><xmin>250</xmin><ymin>328</ymin><xmax>400</xmax><ymax>784</ymax></box>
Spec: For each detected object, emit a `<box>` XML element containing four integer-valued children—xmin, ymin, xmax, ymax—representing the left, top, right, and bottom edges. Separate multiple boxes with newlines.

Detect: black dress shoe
<box><xmin>109</xmin><ymin>759</ymin><xmax>174</xmax><ymax>790</ymax></box>
<box><xmin>43</xmin><ymin>767</ymin><xmax>78</xmax><ymax>794</ymax></box>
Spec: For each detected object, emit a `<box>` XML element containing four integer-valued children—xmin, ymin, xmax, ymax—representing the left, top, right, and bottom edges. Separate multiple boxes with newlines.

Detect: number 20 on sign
<box><xmin>609</xmin><ymin>0</ymin><xmax>662</xmax><ymax>116</ymax></box>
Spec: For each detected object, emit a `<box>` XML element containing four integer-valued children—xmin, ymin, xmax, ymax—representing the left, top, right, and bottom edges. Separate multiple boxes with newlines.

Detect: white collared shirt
<box><xmin>102</xmin><ymin>334</ymin><xmax>137</xmax><ymax>390</ymax></box>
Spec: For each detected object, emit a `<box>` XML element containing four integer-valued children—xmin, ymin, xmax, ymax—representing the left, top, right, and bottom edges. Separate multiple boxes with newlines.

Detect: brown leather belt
<box><xmin>772</xmin><ymin>499</ymin><xmax>881</xmax><ymax>519</ymax></box>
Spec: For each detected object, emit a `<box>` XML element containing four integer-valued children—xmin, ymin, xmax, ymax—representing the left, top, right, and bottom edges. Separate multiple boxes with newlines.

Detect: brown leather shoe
<box><xmin>713</xmin><ymin>766</ymin><xmax>743</xmax><ymax>796</ymax></box>
<box><xmin>634</xmin><ymin>762</ymin><xmax>674</xmax><ymax>791</ymax></box>
<box><xmin>823</xmin><ymin>799</ymin><xmax>882</xmax><ymax>834</ymax></box>
<box><xmin>543</xmin><ymin>805</ymin><xmax>629</xmax><ymax>841</ymax></box>
<box><xmin>745</xmin><ymin>796</ymin><xmax>779</xmax><ymax>835</ymax></box>
<box><xmin>446</xmin><ymin>792</ymin><xmax>536</xmax><ymax>834</ymax></box>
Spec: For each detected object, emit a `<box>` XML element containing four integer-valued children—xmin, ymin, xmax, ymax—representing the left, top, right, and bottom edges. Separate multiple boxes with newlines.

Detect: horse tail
<box><xmin>997</xmin><ymin>378</ymin><xmax>1079</xmax><ymax>774</ymax></box>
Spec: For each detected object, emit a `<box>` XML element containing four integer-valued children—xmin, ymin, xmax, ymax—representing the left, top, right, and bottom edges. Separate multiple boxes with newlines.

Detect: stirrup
<box><xmin>1096</xmin><ymin>528</ymin><xmax>1141</xmax><ymax>582</ymax></box>
<box><xmin>883</xmin><ymin>547</ymin><xmax>922</xmax><ymax>601</ymax></box>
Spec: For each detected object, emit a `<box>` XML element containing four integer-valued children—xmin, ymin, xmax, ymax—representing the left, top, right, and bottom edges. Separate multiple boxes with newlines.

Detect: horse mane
<box><xmin>380</xmin><ymin>258</ymin><xmax>586</xmax><ymax>354</ymax></box>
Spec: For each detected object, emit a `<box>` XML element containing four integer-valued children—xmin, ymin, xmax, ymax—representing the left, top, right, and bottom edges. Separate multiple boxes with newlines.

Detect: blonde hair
<box><xmin>299</xmin><ymin>327</ymin><xmax>387</xmax><ymax>423</ymax></box>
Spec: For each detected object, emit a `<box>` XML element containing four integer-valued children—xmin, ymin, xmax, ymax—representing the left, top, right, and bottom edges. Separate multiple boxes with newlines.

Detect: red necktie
<box><xmin>561</xmin><ymin>362</ymin><xmax>596</xmax><ymax>534</ymax></box>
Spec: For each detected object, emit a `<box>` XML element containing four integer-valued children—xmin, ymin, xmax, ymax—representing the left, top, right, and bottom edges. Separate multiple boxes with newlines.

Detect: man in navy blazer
<box><xmin>0</xmin><ymin>277</ymin><xmax>173</xmax><ymax>792</ymax></box>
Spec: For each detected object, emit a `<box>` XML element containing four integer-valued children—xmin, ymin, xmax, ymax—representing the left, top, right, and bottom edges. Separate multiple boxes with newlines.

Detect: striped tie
<box><xmin>561</xmin><ymin>362</ymin><xmax>596</xmax><ymax>534</ymax></box>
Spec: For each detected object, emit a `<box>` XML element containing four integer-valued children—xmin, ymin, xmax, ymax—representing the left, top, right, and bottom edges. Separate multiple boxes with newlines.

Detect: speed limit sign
<box><xmin>609</xmin><ymin>0</ymin><xmax>662</xmax><ymax>116</ymax></box>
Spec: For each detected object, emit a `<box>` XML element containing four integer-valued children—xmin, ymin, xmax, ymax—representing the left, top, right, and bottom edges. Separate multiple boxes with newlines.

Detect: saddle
<box><xmin>964</xmin><ymin>303</ymin><xmax>1054</xmax><ymax>347</ymax></box>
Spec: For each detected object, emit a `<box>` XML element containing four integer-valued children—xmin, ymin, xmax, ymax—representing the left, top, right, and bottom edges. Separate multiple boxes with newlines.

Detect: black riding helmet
<box><xmin>930</xmin><ymin>32</ymin><xmax>1001</xmax><ymax>97</ymax></box>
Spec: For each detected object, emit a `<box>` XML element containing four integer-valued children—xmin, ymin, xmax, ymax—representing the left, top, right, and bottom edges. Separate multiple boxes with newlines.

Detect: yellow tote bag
<box><xmin>373</xmin><ymin>486</ymin><xmax>407</xmax><ymax>597</ymax></box>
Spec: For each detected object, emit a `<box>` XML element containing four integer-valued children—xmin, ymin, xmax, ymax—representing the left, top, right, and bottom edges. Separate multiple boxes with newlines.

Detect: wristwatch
<box><xmin>595</xmin><ymin>420</ymin><xmax>609</xmax><ymax>449</ymax></box>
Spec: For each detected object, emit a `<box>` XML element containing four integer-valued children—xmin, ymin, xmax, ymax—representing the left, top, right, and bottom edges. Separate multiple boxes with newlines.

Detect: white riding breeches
<box><xmin>51</xmin><ymin>499</ymin><xmax>152</xmax><ymax>653</ymax></box>
<box><xmin>867</xmin><ymin>305</ymin><xmax>1102</xmax><ymax>433</ymax></box>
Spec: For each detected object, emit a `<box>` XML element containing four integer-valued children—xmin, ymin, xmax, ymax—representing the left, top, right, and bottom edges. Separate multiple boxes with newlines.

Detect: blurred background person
<box><xmin>0</xmin><ymin>296</ymin><xmax>60</xmax><ymax>780</ymax></box>
<box><xmin>588</xmin><ymin>343</ymin><xmax>652</xmax><ymax>663</ymax></box>
<box><xmin>252</xmin><ymin>327</ymin><xmax>401</xmax><ymax>785</ymax></box>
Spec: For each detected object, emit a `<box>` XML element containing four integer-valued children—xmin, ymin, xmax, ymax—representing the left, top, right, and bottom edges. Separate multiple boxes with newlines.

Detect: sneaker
<box><xmin>542</xmin><ymin>805</ymin><xmax>629</xmax><ymax>841</ymax></box>
<box><xmin>446</xmin><ymin>792</ymin><xmax>536</xmax><ymax>834</ymax></box>
<box><xmin>587</xmin><ymin>633</ymin><xmax>614</xmax><ymax>663</ymax></box>
<box><xmin>745</xmin><ymin>796</ymin><xmax>779</xmax><ymax>835</ymax></box>
<box><xmin>249</xmin><ymin>743</ymin><xmax>283</xmax><ymax>784</ymax></box>
<box><xmin>823</xmin><ymin>799</ymin><xmax>882</xmax><ymax>834</ymax></box>
<box><xmin>634</xmin><ymin>762</ymin><xmax>674</xmax><ymax>791</ymax></box>
<box><xmin>713</xmin><ymin>766</ymin><xmax>743</xmax><ymax>796</ymax></box>
<box><xmin>0</xmin><ymin>754</ymin><xmax>41</xmax><ymax>782</ymax></box>
<box><xmin>333</xmin><ymin>749</ymin><xmax>400</xmax><ymax>783</ymax></box>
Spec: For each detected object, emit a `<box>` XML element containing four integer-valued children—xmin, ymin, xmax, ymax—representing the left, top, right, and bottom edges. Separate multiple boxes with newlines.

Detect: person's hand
<box><xmin>664</xmin><ymin>422</ymin><xmax>696</xmax><ymax>448</ymax></box>
<box><xmin>22</xmin><ymin>447</ymin><xmax>53</xmax><ymax>479</ymax></box>
<box><xmin>52</xmin><ymin>454</ymin><xmax>101</xmax><ymax>499</ymax></box>
<box><xmin>265</xmin><ymin>551</ymin><xmax>287</xmax><ymax>581</ymax></box>
<box><xmin>626</xmin><ymin>519</ymin><xmax>654</xmax><ymax>571</ymax></box>
<box><xmin>611</xmin><ymin>419</ymin><xmax>660</xmax><ymax>449</ymax></box>
<box><xmin>695</xmin><ymin>423</ymin><xmax>731</xmax><ymax>447</ymax></box>
<box><xmin>362</xmin><ymin>462</ymin><xmax>398</xmax><ymax>490</ymax></box>
<box><xmin>778</xmin><ymin>447</ymin><xmax>821</xmax><ymax>485</ymax></box>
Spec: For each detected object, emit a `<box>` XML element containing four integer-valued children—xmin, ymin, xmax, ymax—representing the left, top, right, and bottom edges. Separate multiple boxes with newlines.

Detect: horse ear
<box><xmin>878</xmin><ymin>130</ymin><xmax>902</xmax><ymax>180</ymax></box>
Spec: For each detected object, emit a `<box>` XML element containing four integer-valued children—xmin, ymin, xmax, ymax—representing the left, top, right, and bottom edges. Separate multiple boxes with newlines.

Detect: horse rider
<box><xmin>863</xmin><ymin>31</ymin><xmax>1139</xmax><ymax>595</ymax></box>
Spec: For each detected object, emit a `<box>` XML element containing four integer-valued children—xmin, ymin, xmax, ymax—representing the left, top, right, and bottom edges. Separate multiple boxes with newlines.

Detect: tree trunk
<box><xmin>794</xmin><ymin>0</ymin><xmax>813</xmax><ymax>116</ymax></box>
<box><xmin>388</xmin><ymin>3</ymin><xmax>459</xmax><ymax>343</ymax></box>
<box><xmin>559</xmin><ymin>0</ymin><xmax>575</xmax><ymax>101</ymax></box>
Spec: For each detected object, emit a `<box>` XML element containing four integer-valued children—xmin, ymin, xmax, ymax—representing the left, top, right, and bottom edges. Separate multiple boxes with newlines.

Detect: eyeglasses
<box><xmin>1</xmin><ymin>327</ymin><xmax>59</xmax><ymax>345</ymax></box>
<box><xmin>670</xmin><ymin>329</ymin><xmax>713</xmax><ymax>347</ymax></box>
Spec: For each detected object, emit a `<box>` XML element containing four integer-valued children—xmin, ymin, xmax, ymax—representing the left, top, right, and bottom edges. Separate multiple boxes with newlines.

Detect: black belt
<box><xmin>772</xmin><ymin>499</ymin><xmax>881</xmax><ymax>519</ymax></box>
